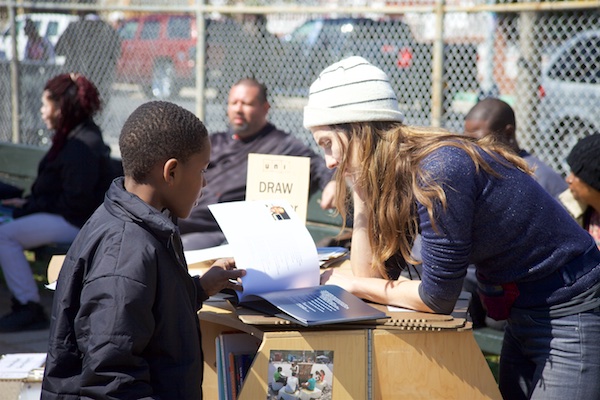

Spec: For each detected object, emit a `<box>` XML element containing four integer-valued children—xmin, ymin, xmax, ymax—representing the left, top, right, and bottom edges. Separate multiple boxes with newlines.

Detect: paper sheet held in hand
<box><xmin>208</xmin><ymin>200</ymin><xmax>387</xmax><ymax>326</ymax></box>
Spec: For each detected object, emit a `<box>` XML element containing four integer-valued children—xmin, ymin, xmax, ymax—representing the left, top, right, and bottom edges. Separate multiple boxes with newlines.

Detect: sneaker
<box><xmin>0</xmin><ymin>298</ymin><xmax>49</xmax><ymax>332</ymax></box>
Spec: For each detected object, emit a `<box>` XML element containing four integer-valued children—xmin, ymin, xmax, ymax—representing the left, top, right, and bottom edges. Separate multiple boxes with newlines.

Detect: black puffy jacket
<box><xmin>13</xmin><ymin>119</ymin><xmax>117</xmax><ymax>228</ymax></box>
<box><xmin>42</xmin><ymin>178</ymin><xmax>207</xmax><ymax>399</ymax></box>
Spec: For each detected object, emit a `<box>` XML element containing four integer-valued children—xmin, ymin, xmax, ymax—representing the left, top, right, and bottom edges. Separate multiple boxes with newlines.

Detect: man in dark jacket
<box><xmin>55</xmin><ymin>14</ymin><xmax>121</xmax><ymax>104</ymax></box>
<box><xmin>178</xmin><ymin>78</ymin><xmax>336</xmax><ymax>250</ymax></box>
<box><xmin>42</xmin><ymin>101</ymin><xmax>245</xmax><ymax>399</ymax></box>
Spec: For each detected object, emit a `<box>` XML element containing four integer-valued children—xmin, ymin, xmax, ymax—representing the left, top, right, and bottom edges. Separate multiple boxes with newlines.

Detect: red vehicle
<box><xmin>116</xmin><ymin>14</ymin><xmax>197</xmax><ymax>98</ymax></box>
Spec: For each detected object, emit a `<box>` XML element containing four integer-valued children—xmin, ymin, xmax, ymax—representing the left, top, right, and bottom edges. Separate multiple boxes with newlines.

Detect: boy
<box><xmin>41</xmin><ymin>101</ymin><xmax>245</xmax><ymax>399</ymax></box>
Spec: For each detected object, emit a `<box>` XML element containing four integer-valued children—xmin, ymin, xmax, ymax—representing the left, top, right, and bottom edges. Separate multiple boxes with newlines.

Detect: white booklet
<box><xmin>208</xmin><ymin>200</ymin><xmax>387</xmax><ymax>326</ymax></box>
<box><xmin>208</xmin><ymin>199</ymin><xmax>319</xmax><ymax>303</ymax></box>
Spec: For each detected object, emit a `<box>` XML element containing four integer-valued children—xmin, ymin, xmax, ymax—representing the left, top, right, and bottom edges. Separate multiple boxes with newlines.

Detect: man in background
<box><xmin>178</xmin><ymin>78</ymin><xmax>335</xmax><ymax>250</ymax></box>
<box><xmin>23</xmin><ymin>19</ymin><xmax>54</xmax><ymax>63</ymax></box>
<box><xmin>55</xmin><ymin>13</ymin><xmax>121</xmax><ymax>104</ymax></box>
<box><xmin>464</xmin><ymin>97</ymin><xmax>567</xmax><ymax>197</ymax></box>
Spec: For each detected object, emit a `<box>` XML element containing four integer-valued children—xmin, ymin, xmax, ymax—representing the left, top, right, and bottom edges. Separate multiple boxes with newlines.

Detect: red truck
<box><xmin>116</xmin><ymin>14</ymin><xmax>196</xmax><ymax>98</ymax></box>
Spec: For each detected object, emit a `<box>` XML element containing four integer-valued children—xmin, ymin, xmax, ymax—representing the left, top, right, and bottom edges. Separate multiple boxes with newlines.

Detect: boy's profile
<box><xmin>41</xmin><ymin>101</ymin><xmax>245</xmax><ymax>399</ymax></box>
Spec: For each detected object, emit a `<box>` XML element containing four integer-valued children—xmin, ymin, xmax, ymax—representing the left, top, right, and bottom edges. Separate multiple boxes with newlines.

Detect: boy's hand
<box><xmin>199</xmin><ymin>258</ymin><xmax>245</xmax><ymax>296</ymax></box>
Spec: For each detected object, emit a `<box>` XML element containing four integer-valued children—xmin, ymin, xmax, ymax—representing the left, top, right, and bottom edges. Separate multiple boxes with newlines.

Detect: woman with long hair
<box><xmin>304</xmin><ymin>56</ymin><xmax>600</xmax><ymax>399</ymax></box>
<box><xmin>0</xmin><ymin>73</ymin><xmax>116</xmax><ymax>332</ymax></box>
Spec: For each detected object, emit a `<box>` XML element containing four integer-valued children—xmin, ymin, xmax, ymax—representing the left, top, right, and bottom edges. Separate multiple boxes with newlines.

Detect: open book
<box><xmin>207</xmin><ymin>200</ymin><xmax>387</xmax><ymax>326</ymax></box>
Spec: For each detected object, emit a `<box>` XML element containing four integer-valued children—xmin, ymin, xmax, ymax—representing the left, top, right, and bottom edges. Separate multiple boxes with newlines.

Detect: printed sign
<box><xmin>245</xmin><ymin>154</ymin><xmax>310</xmax><ymax>222</ymax></box>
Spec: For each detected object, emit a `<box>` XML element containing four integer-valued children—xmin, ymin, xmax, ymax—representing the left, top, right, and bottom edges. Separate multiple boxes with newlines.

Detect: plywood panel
<box><xmin>239</xmin><ymin>330</ymin><xmax>368</xmax><ymax>400</ymax></box>
<box><xmin>372</xmin><ymin>330</ymin><xmax>501</xmax><ymax>399</ymax></box>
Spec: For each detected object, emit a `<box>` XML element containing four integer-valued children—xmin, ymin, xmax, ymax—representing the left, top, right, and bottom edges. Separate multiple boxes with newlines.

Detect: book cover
<box><xmin>234</xmin><ymin>353</ymin><xmax>256</xmax><ymax>396</ymax></box>
<box><xmin>241</xmin><ymin>284</ymin><xmax>388</xmax><ymax>327</ymax></box>
<box><xmin>208</xmin><ymin>200</ymin><xmax>388</xmax><ymax>326</ymax></box>
<box><xmin>317</xmin><ymin>246</ymin><xmax>349</xmax><ymax>268</ymax></box>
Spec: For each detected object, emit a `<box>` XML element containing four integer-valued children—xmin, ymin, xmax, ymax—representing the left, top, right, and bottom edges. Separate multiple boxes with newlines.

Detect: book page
<box><xmin>209</xmin><ymin>200</ymin><xmax>319</xmax><ymax>302</ymax></box>
<box><xmin>0</xmin><ymin>353</ymin><xmax>46</xmax><ymax>379</ymax></box>
<box><xmin>185</xmin><ymin>244</ymin><xmax>233</xmax><ymax>266</ymax></box>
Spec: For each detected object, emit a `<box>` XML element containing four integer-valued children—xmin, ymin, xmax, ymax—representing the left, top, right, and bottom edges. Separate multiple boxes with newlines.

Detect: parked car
<box><xmin>116</xmin><ymin>14</ymin><xmax>258</xmax><ymax>99</ymax></box>
<box><xmin>116</xmin><ymin>14</ymin><xmax>196</xmax><ymax>98</ymax></box>
<box><xmin>275</xmin><ymin>17</ymin><xmax>478</xmax><ymax>115</ymax></box>
<box><xmin>0</xmin><ymin>13</ymin><xmax>78</xmax><ymax>61</ymax></box>
<box><xmin>537</xmin><ymin>29</ymin><xmax>600</xmax><ymax>175</ymax></box>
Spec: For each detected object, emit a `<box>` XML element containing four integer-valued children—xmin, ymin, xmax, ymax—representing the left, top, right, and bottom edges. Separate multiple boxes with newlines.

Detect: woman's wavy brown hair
<box><xmin>331</xmin><ymin>122</ymin><xmax>531</xmax><ymax>279</ymax></box>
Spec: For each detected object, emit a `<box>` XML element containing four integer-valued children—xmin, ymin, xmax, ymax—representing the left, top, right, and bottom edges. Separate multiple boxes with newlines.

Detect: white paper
<box><xmin>387</xmin><ymin>305</ymin><xmax>417</xmax><ymax>313</ymax></box>
<box><xmin>0</xmin><ymin>353</ymin><xmax>46</xmax><ymax>379</ymax></box>
<box><xmin>184</xmin><ymin>244</ymin><xmax>233</xmax><ymax>265</ymax></box>
<box><xmin>208</xmin><ymin>200</ymin><xmax>319</xmax><ymax>302</ymax></box>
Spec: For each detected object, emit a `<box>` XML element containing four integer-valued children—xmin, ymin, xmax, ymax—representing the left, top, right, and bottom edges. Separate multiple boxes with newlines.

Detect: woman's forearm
<box><xmin>349</xmin><ymin>276</ymin><xmax>434</xmax><ymax>312</ymax></box>
<box><xmin>350</xmin><ymin>189</ymin><xmax>377</xmax><ymax>277</ymax></box>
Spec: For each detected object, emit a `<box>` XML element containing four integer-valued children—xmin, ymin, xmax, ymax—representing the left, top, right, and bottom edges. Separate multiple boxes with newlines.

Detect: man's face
<box><xmin>227</xmin><ymin>84</ymin><xmax>269</xmax><ymax>139</ymax></box>
<box><xmin>464</xmin><ymin>118</ymin><xmax>492</xmax><ymax>140</ymax></box>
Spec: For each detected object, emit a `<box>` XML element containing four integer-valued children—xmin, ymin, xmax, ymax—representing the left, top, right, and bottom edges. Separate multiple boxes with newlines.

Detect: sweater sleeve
<box><xmin>417</xmin><ymin>147</ymin><xmax>478</xmax><ymax>314</ymax></box>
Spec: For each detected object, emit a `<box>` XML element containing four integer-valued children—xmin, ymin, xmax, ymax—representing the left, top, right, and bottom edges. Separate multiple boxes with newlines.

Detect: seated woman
<box><xmin>315</xmin><ymin>369</ymin><xmax>327</xmax><ymax>390</ymax></box>
<box><xmin>0</xmin><ymin>73</ymin><xmax>116</xmax><ymax>332</ymax></box>
<box><xmin>559</xmin><ymin>134</ymin><xmax>600</xmax><ymax>249</ymax></box>
<box><xmin>299</xmin><ymin>373</ymin><xmax>322</xmax><ymax>400</ymax></box>
<box><xmin>278</xmin><ymin>371</ymin><xmax>300</xmax><ymax>399</ymax></box>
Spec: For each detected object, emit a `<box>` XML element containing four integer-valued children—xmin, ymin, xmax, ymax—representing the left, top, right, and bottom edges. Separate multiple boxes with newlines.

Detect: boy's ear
<box><xmin>162</xmin><ymin>158</ymin><xmax>179</xmax><ymax>184</ymax></box>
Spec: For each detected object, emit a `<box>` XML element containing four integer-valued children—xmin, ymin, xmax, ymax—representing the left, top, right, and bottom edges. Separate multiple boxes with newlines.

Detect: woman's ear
<box><xmin>162</xmin><ymin>158</ymin><xmax>179</xmax><ymax>184</ymax></box>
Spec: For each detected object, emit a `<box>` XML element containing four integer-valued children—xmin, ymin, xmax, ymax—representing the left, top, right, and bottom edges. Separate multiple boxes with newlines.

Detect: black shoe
<box><xmin>0</xmin><ymin>298</ymin><xmax>49</xmax><ymax>332</ymax></box>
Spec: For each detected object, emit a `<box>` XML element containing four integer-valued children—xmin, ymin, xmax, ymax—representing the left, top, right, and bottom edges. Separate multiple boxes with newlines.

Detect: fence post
<box><xmin>8</xmin><ymin>1</ymin><xmax>20</xmax><ymax>144</ymax></box>
<box><xmin>514</xmin><ymin>11</ymin><xmax>540</xmax><ymax>146</ymax></box>
<box><xmin>195</xmin><ymin>0</ymin><xmax>206</xmax><ymax>122</ymax></box>
<box><xmin>430</xmin><ymin>0</ymin><xmax>445</xmax><ymax>127</ymax></box>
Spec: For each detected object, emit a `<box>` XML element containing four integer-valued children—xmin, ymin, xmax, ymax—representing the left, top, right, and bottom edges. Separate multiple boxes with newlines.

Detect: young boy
<box><xmin>41</xmin><ymin>101</ymin><xmax>245</xmax><ymax>399</ymax></box>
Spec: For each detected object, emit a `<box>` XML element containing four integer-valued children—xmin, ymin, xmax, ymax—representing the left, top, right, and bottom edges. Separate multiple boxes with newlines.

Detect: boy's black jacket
<box><xmin>42</xmin><ymin>178</ymin><xmax>207</xmax><ymax>400</ymax></box>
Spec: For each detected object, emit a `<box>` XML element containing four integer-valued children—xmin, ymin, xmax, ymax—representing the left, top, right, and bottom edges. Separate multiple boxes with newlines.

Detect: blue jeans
<box><xmin>499</xmin><ymin>307</ymin><xmax>600</xmax><ymax>399</ymax></box>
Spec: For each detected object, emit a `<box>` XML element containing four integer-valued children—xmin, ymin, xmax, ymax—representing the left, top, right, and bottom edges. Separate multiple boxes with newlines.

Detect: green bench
<box><xmin>0</xmin><ymin>141</ymin><xmax>346</xmax><ymax>257</ymax></box>
<box><xmin>0</xmin><ymin>142</ymin><xmax>122</xmax><ymax>261</ymax></box>
<box><xmin>0</xmin><ymin>142</ymin><xmax>46</xmax><ymax>193</ymax></box>
<box><xmin>305</xmin><ymin>191</ymin><xmax>349</xmax><ymax>245</ymax></box>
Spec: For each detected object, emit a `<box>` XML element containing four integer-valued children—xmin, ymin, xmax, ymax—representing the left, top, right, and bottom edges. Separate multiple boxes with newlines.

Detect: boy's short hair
<box><xmin>119</xmin><ymin>101</ymin><xmax>208</xmax><ymax>182</ymax></box>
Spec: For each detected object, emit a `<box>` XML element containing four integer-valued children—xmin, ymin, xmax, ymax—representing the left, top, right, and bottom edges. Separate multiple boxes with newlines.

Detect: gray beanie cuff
<box><xmin>303</xmin><ymin>106</ymin><xmax>405</xmax><ymax>129</ymax></box>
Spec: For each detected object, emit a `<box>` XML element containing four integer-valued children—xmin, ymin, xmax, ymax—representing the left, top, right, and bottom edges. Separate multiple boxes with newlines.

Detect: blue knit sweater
<box><xmin>417</xmin><ymin>145</ymin><xmax>599</xmax><ymax>314</ymax></box>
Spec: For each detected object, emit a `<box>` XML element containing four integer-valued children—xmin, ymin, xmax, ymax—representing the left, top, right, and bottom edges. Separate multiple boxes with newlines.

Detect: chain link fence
<box><xmin>0</xmin><ymin>1</ymin><xmax>598</xmax><ymax>176</ymax></box>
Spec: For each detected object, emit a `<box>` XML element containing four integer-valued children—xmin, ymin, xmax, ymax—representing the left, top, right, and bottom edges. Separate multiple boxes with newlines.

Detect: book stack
<box><xmin>215</xmin><ymin>332</ymin><xmax>262</xmax><ymax>400</ymax></box>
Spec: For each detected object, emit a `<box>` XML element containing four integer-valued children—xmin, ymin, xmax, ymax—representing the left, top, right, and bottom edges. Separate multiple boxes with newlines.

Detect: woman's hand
<box><xmin>199</xmin><ymin>258</ymin><xmax>246</xmax><ymax>296</ymax></box>
<box><xmin>319</xmin><ymin>181</ymin><xmax>336</xmax><ymax>210</ymax></box>
<box><xmin>319</xmin><ymin>268</ymin><xmax>355</xmax><ymax>292</ymax></box>
<box><xmin>1</xmin><ymin>198</ymin><xmax>26</xmax><ymax>208</ymax></box>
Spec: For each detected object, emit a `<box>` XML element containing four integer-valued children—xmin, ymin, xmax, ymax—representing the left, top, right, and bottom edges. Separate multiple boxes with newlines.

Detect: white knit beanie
<box><xmin>303</xmin><ymin>56</ymin><xmax>404</xmax><ymax>129</ymax></box>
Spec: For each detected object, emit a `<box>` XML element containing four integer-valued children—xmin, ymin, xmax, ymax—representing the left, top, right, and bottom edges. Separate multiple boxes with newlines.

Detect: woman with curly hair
<box><xmin>305</xmin><ymin>56</ymin><xmax>600</xmax><ymax>399</ymax></box>
<box><xmin>0</xmin><ymin>73</ymin><xmax>116</xmax><ymax>332</ymax></box>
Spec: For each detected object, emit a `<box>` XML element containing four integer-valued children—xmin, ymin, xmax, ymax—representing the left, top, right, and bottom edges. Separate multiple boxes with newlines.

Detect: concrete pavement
<box><xmin>0</xmin><ymin>285</ymin><xmax>53</xmax><ymax>356</ymax></box>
